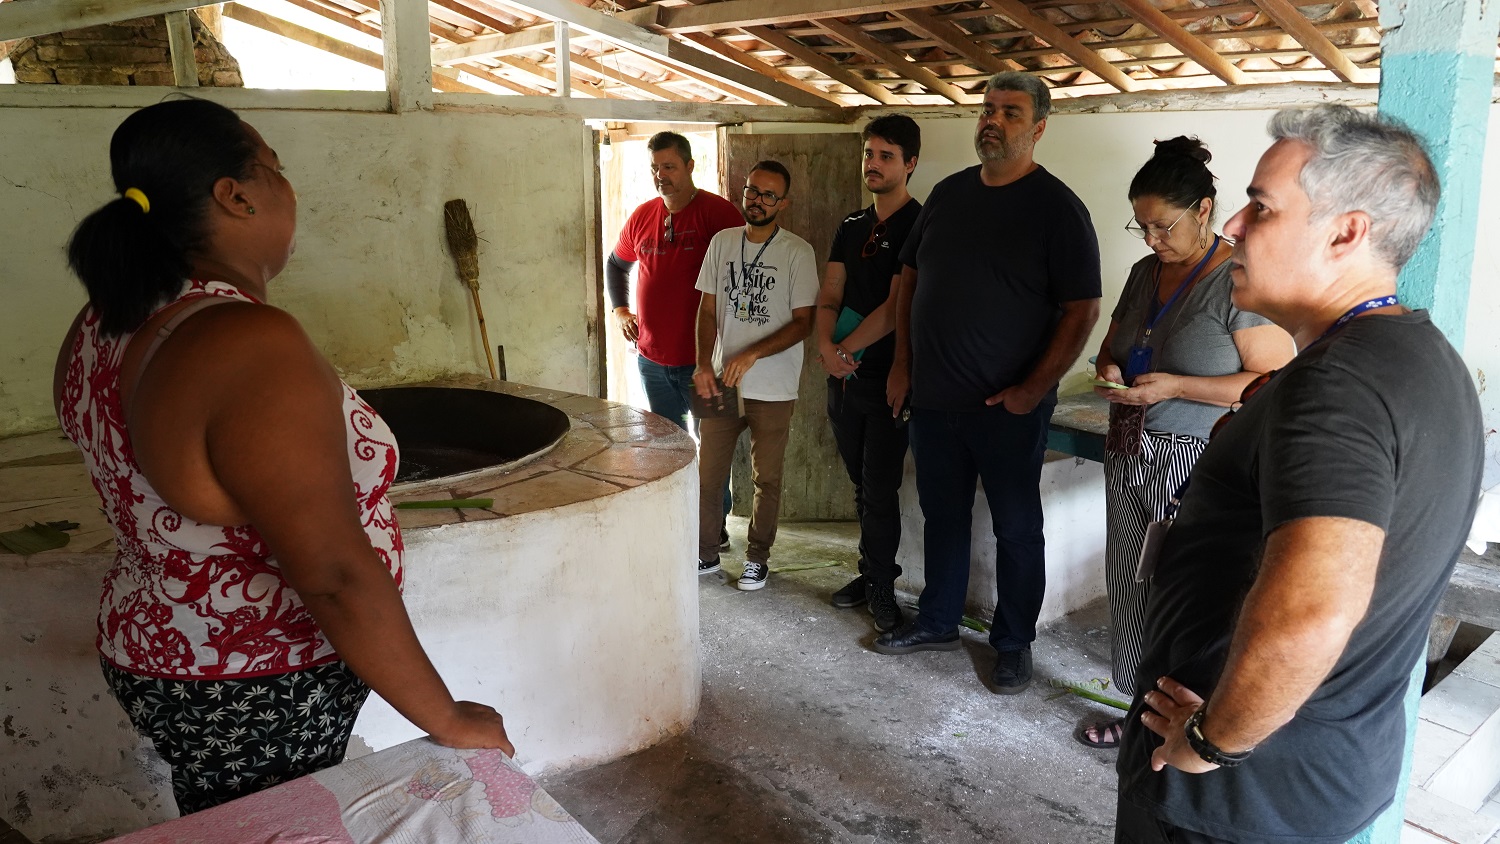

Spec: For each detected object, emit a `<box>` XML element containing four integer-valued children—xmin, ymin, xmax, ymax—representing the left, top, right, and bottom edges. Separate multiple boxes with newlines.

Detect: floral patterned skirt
<box><xmin>101</xmin><ymin>658</ymin><xmax>370</xmax><ymax>815</ymax></box>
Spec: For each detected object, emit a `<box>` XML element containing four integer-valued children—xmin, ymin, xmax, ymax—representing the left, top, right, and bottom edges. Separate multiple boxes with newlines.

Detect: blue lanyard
<box><xmin>739</xmin><ymin>229</ymin><xmax>778</xmax><ymax>289</ymax></box>
<box><xmin>1308</xmin><ymin>295</ymin><xmax>1400</xmax><ymax>348</ymax></box>
<box><xmin>1142</xmin><ymin>235</ymin><xmax>1219</xmax><ymax>341</ymax></box>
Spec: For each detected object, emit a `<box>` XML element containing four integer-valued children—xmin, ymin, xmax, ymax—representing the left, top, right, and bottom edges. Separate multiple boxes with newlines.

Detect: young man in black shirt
<box><xmin>814</xmin><ymin>115</ymin><xmax>923</xmax><ymax>633</ymax></box>
<box><xmin>1115</xmin><ymin>106</ymin><xmax>1483</xmax><ymax>843</ymax></box>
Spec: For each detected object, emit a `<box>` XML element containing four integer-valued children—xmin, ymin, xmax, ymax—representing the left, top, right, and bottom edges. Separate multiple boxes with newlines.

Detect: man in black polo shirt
<box><xmin>1115</xmin><ymin>106</ymin><xmax>1483</xmax><ymax>843</ymax></box>
<box><xmin>874</xmin><ymin>72</ymin><xmax>1102</xmax><ymax>696</ymax></box>
<box><xmin>814</xmin><ymin>115</ymin><xmax>923</xmax><ymax>634</ymax></box>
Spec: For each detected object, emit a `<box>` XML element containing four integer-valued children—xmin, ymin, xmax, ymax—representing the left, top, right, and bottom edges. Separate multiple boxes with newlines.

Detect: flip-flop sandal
<box><xmin>1074</xmin><ymin>717</ymin><xmax>1124</xmax><ymax>749</ymax></box>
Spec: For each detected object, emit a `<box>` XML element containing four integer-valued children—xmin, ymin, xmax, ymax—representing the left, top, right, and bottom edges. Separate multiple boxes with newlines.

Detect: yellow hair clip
<box><xmin>123</xmin><ymin>187</ymin><xmax>150</xmax><ymax>214</ymax></box>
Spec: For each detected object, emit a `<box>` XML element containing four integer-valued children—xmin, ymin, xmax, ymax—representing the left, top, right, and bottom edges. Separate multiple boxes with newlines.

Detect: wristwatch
<box><xmin>1184</xmin><ymin>709</ymin><xmax>1252</xmax><ymax>768</ymax></box>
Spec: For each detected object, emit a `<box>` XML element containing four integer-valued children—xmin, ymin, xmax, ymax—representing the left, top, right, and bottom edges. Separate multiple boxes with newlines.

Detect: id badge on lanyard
<box><xmin>1135</xmin><ymin>480</ymin><xmax>1187</xmax><ymax>582</ymax></box>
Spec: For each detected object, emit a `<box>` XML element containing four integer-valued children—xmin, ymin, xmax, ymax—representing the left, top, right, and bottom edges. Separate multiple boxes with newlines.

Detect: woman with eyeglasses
<box><xmin>1077</xmin><ymin>136</ymin><xmax>1293</xmax><ymax>750</ymax></box>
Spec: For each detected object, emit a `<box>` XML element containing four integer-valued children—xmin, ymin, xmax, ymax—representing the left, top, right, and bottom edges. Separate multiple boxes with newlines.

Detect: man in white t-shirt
<box><xmin>692</xmin><ymin>160</ymin><xmax>818</xmax><ymax>591</ymax></box>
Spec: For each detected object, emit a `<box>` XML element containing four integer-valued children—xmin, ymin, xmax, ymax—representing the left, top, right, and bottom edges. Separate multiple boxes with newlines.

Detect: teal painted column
<box><xmin>1349</xmin><ymin>3</ymin><xmax>1500</xmax><ymax>842</ymax></box>
<box><xmin>1377</xmin><ymin>0</ymin><xmax>1499</xmax><ymax>350</ymax></box>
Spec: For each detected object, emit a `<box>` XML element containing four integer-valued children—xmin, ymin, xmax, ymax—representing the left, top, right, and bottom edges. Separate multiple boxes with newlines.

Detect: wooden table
<box><xmin>1048</xmin><ymin>392</ymin><xmax>1110</xmax><ymax>462</ymax></box>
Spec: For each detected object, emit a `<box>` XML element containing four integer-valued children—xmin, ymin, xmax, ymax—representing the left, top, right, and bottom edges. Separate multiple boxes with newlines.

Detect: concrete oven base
<box><xmin>0</xmin><ymin>380</ymin><xmax>700</xmax><ymax>843</ymax></box>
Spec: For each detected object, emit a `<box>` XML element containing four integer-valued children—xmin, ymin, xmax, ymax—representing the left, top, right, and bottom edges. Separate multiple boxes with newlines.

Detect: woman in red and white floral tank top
<box><xmin>52</xmin><ymin>98</ymin><xmax>512</xmax><ymax>814</ymax></box>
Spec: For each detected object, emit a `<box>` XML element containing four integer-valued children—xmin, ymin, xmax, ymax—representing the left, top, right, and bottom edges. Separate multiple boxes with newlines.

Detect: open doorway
<box><xmin>597</xmin><ymin>125</ymin><xmax>720</xmax><ymax>410</ymax></box>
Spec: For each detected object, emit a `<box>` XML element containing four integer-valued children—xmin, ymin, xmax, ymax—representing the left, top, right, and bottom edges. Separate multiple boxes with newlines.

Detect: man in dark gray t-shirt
<box><xmin>874</xmin><ymin>72</ymin><xmax>1101</xmax><ymax>696</ymax></box>
<box><xmin>1115</xmin><ymin>107</ymin><xmax>1483</xmax><ymax>844</ymax></box>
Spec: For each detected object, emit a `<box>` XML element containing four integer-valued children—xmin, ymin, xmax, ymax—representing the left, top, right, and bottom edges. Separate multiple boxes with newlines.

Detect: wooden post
<box><xmin>164</xmin><ymin>11</ymin><xmax>198</xmax><ymax>86</ymax></box>
<box><xmin>554</xmin><ymin>21</ymin><xmax>570</xmax><ymax>98</ymax></box>
<box><xmin>381</xmin><ymin>0</ymin><xmax>432</xmax><ymax>113</ymax></box>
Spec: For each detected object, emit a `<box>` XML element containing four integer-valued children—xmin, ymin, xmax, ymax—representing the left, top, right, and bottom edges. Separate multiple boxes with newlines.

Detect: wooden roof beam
<box><xmin>619</xmin><ymin>0</ymin><xmax>940</xmax><ymax>34</ymax></box>
<box><xmin>816</xmin><ymin>17</ymin><xmax>969</xmax><ymax>104</ymax></box>
<box><xmin>432</xmin><ymin>24</ymin><xmax>554</xmax><ymax>64</ymax></box>
<box><xmin>890</xmin><ymin>7</ymin><xmax>1024</xmax><ymax>75</ymax></box>
<box><xmin>566</xmin><ymin>53</ymin><xmax>683</xmax><ymax>101</ymax></box>
<box><xmin>0</xmin><ymin>0</ymin><xmax>220</xmax><ymax>41</ymax></box>
<box><xmin>1113</xmin><ymin>0</ymin><xmax>1250</xmax><ymax>85</ymax></box>
<box><xmin>746</xmin><ymin>25</ymin><xmax>899</xmax><ymax>105</ymax></box>
<box><xmin>500</xmin><ymin>0</ymin><xmax>830</xmax><ymax>106</ymax></box>
<box><xmin>220</xmin><ymin>3</ymin><xmax>485</xmax><ymax>94</ymax></box>
<box><xmin>677</xmin><ymin>31</ymin><xmax>847</xmax><ymax>105</ymax></box>
<box><xmin>1248</xmin><ymin>0</ymin><xmax>1371</xmax><ymax>83</ymax></box>
<box><xmin>981</xmin><ymin>0</ymin><xmax>1138</xmax><ymax>92</ymax></box>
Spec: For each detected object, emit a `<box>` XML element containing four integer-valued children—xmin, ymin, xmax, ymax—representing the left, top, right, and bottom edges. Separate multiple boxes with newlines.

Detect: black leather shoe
<box><xmin>873</xmin><ymin>621</ymin><xmax>960</xmax><ymax>655</ymax></box>
<box><xmin>991</xmin><ymin>646</ymin><xmax>1033</xmax><ymax>694</ymax></box>
<box><xmin>868</xmin><ymin>581</ymin><xmax>904</xmax><ymax>633</ymax></box>
<box><xmin>831</xmin><ymin>574</ymin><xmax>869</xmax><ymax>608</ymax></box>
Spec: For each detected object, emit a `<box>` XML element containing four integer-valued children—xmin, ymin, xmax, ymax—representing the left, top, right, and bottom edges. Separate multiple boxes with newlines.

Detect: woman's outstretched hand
<box><xmin>429</xmin><ymin>700</ymin><xmax>515</xmax><ymax>757</ymax></box>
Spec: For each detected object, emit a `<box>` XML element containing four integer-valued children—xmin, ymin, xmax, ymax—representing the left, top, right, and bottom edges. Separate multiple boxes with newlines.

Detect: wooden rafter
<box><xmin>816</xmin><ymin>17</ymin><xmax>967</xmax><ymax>103</ymax></box>
<box><xmin>746</xmin><ymin>24</ymin><xmax>899</xmax><ymax>105</ymax></box>
<box><xmin>890</xmin><ymin>7</ymin><xmax>1023</xmax><ymax>75</ymax></box>
<box><xmin>981</xmin><ymin>0</ymin><xmax>1138</xmax><ymax>92</ymax></box>
<box><xmin>567</xmin><ymin>53</ymin><xmax>681</xmax><ymax>100</ymax></box>
<box><xmin>619</xmin><ymin>0</ymin><xmax>941</xmax><ymax>34</ymax></box>
<box><xmin>678</xmin><ymin>31</ymin><xmax>847</xmax><ymax>105</ymax></box>
<box><xmin>1112</xmin><ymin>0</ymin><xmax>1250</xmax><ymax>86</ymax></box>
<box><xmin>1248</xmin><ymin>0</ymin><xmax>1370</xmax><ymax>83</ymax></box>
<box><xmin>221</xmin><ymin>3</ymin><xmax>485</xmax><ymax>93</ymax></box>
<box><xmin>0</xmin><ymin>0</ymin><xmax>219</xmax><ymax>41</ymax></box>
<box><xmin>432</xmin><ymin>25</ymin><xmax>553</xmax><ymax>64</ymax></box>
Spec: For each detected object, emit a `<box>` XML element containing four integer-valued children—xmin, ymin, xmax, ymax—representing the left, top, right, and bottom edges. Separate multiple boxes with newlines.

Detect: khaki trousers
<box><xmin>698</xmin><ymin>398</ymin><xmax>796</xmax><ymax>564</ymax></box>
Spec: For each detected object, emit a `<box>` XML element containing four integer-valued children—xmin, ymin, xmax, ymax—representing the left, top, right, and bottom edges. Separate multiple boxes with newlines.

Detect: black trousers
<box><xmin>826</xmin><ymin>375</ymin><xmax>908</xmax><ymax>585</ymax></box>
<box><xmin>1116</xmin><ymin>796</ymin><xmax>1230</xmax><ymax>844</ymax></box>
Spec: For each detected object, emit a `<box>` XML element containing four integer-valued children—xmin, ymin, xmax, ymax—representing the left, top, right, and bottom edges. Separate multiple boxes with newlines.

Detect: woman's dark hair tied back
<box><xmin>1153</xmin><ymin>135</ymin><xmax>1212</xmax><ymax>165</ymax></box>
<box><xmin>67</xmin><ymin>97</ymin><xmax>259</xmax><ymax>335</ymax></box>
<box><xmin>1129</xmin><ymin>134</ymin><xmax>1218</xmax><ymax>217</ymax></box>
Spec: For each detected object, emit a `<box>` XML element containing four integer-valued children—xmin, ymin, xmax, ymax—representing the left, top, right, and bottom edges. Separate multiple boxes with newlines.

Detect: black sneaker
<box><xmin>698</xmin><ymin>557</ymin><xmax>721</xmax><ymax>576</ymax></box>
<box><xmin>831</xmin><ymin>574</ymin><xmax>869</xmax><ymax>608</ymax></box>
<box><xmin>991</xmin><ymin>647</ymin><xmax>1033</xmax><ymax>695</ymax></box>
<box><xmin>868</xmin><ymin>581</ymin><xmax>904</xmax><ymax>633</ymax></box>
<box><xmin>719</xmin><ymin>529</ymin><xmax>731</xmax><ymax>550</ymax></box>
<box><xmin>736</xmin><ymin>560</ymin><xmax>768</xmax><ymax>591</ymax></box>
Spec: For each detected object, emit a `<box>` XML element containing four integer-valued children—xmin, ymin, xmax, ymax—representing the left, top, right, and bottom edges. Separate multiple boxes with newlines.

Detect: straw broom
<box><xmin>443</xmin><ymin>199</ymin><xmax>499</xmax><ymax>380</ymax></box>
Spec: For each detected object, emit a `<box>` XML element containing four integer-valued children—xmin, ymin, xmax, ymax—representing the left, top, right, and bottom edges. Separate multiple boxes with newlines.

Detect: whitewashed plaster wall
<box><xmin>0</xmin><ymin>106</ymin><xmax>600</xmax><ymax>437</ymax></box>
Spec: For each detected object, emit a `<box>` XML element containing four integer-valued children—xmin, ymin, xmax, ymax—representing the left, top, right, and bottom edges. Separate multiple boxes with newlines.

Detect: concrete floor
<box><xmin>540</xmin><ymin>518</ymin><xmax>1125</xmax><ymax>844</ymax></box>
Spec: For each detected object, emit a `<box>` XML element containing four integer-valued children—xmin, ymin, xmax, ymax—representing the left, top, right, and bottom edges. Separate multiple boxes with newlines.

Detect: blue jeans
<box><xmin>907</xmin><ymin>401</ymin><xmax>1053</xmax><ymax>652</ymax></box>
<box><xmin>638</xmin><ymin>355</ymin><xmax>731</xmax><ymax>516</ymax></box>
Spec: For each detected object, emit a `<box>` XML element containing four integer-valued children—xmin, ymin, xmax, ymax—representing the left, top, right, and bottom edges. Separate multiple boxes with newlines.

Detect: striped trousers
<box><xmin>1103</xmin><ymin>431</ymin><xmax>1206</xmax><ymax>696</ymax></box>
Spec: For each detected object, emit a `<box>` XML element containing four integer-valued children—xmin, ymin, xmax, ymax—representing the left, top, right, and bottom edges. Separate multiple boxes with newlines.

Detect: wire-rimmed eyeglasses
<box><xmin>1124</xmin><ymin>204</ymin><xmax>1193</xmax><ymax>240</ymax></box>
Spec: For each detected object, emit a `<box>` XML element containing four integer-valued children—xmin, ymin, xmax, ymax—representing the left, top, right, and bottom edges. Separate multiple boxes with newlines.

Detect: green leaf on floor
<box><xmin>0</xmin><ymin>522</ymin><xmax>72</xmax><ymax>555</ymax></box>
<box><xmin>393</xmin><ymin>498</ymin><xmax>495</xmax><ymax>510</ymax></box>
<box><xmin>1048</xmin><ymin>678</ymin><xmax>1130</xmax><ymax>711</ymax></box>
<box><xmin>902</xmin><ymin>603</ymin><xmax>992</xmax><ymax>634</ymax></box>
<box><xmin>768</xmin><ymin>560</ymin><xmax>844</xmax><ymax>573</ymax></box>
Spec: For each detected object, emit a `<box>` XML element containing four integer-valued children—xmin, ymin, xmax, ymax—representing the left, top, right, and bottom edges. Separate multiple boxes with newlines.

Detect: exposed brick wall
<box><xmin>10</xmin><ymin>12</ymin><xmax>243</xmax><ymax>87</ymax></box>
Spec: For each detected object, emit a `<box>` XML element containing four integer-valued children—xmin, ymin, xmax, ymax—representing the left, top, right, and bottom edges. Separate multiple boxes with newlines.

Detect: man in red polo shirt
<box><xmin>608</xmin><ymin>132</ymin><xmax>743</xmax><ymax>536</ymax></box>
<box><xmin>609</xmin><ymin>132</ymin><xmax>743</xmax><ymax>426</ymax></box>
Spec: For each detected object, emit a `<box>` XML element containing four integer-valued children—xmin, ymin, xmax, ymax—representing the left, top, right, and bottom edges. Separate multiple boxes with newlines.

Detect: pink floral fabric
<box><xmin>59</xmin><ymin>280</ymin><xmax>403</xmax><ymax>679</ymax></box>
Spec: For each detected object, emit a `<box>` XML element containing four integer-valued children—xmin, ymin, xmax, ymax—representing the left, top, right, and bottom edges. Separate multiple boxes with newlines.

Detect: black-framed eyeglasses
<box><xmin>742</xmin><ymin>185</ymin><xmax>784</xmax><ymax>205</ymax></box>
<box><xmin>664</xmin><ymin>213</ymin><xmax>674</xmax><ymax>243</ymax></box>
<box><xmin>861</xmin><ymin>220</ymin><xmax>888</xmax><ymax>258</ymax></box>
<box><xmin>1125</xmin><ymin>203</ymin><xmax>1193</xmax><ymax>240</ymax></box>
